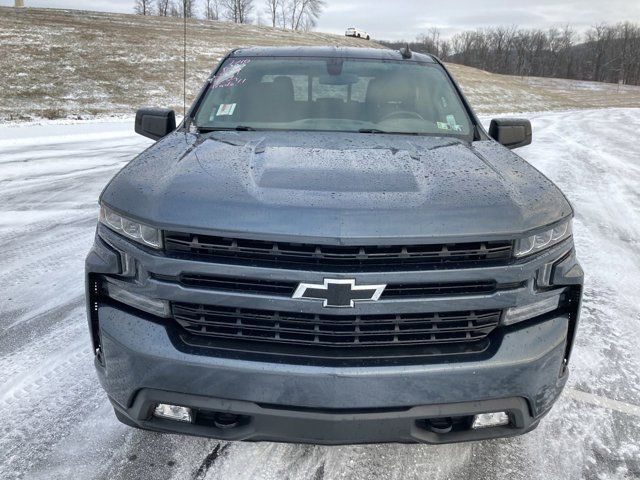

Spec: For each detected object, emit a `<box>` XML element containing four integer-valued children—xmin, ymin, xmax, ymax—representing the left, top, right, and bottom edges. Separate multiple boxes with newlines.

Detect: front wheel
<box><xmin>357</xmin><ymin>34</ymin><xmax>361</xmax><ymax>38</ymax></box>
<box><xmin>366</xmin><ymin>35</ymin><xmax>370</xmax><ymax>40</ymax></box>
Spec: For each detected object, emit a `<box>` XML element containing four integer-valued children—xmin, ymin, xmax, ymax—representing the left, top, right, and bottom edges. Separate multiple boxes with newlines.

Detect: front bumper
<box><xmin>97</xmin><ymin>304</ymin><xmax>569</xmax><ymax>444</ymax></box>
<box><xmin>87</xmin><ymin>225</ymin><xmax>582</xmax><ymax>444</ymax></box>
<box><xmin>112</xmin><ymin>390</ymin><xmax>540</xmax><ymax>445</ymax></box>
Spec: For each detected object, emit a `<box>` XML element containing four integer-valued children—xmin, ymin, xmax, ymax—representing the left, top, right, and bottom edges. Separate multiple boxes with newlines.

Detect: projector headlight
<box><xmin>514</xmin><ymin>219</ymin><xmax>572</xmax><ymax>257</ymax></box>
<box><xmin>99</xmin><ymin>204</ymin><xmax>162</xmax><ymax>249</ymax></box>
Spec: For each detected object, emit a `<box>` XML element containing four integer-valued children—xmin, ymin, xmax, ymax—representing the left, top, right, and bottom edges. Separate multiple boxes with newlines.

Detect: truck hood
<box><xmin>101</xmin><ymin>130</ymin><xmax>572</xmax><ymax>243</ymax></box>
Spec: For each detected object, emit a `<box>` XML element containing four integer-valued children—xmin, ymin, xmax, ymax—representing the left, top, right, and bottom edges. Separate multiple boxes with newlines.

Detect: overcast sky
<box><xmin>2</xmin><ymin>0</ymin><xmax>640</xmax><ymax>40</ymax></box>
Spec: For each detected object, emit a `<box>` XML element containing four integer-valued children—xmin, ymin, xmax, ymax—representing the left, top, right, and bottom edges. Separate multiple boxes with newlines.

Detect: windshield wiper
<box><xmin>198</xmin><ymin>125</ymin><xmax>256</xmax><ymax>132</ymax></box>
<box><xmin>358</xmin><ymin>128</ymin><xmax>388</xmax><ymax>134</ymax></box>
<box><xmin>358</xmin><ymin>128</ymin><xmax>425</xmax><ymax>136</ymax></box>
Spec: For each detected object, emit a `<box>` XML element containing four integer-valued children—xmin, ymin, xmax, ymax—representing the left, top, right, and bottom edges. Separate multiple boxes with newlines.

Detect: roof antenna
<box><xmin>400</xmin><ymin>43</ymin><xmax>412</xmax><ymax>59</ymax></box>
<box><xmin>183</xmin><ymin>0</ymin><xmax>188</xmax><ymax>133</ymax></box>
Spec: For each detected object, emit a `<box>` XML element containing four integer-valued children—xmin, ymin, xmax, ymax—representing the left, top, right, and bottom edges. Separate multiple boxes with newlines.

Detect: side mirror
<box><xmin>135</xmin><ymin>108</ymin><xmax>176</xmax><ymax>140</ymax></box>
<box><xmin>489</xmin><ymin>118</ymin><xmax>532</xmax><ymax>149</ymax></box>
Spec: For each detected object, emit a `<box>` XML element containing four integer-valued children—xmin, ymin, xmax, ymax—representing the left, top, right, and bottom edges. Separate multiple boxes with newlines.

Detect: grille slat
<box><xmin>154</xmin><ymin>273</ymin><xmax>499</xmax><ymax>299</ymax></box>
<box><xmin>172</xmin><ymin>303</ymin><xmax>501</xmax><ymax>352</ymax></box>
<box><xmin>179</xmin><ymin>329</ymin><xmax>489</xmax><ymax>346</ymax></box>
<box><xmin>174</xmin><ymin>313</ymin><xmax>497</xmax><ymax>333</ymax></box>
<box><xmin>172</xmin><ymin>303</ymin><xmax>499</xmax><ymax>324</ymax></box>
<box><xmin>175</xmin><ymin>318</ymin><xmax>496</xmax><ymax>337</ymax></box>
<box><xmin>164</xmin><ymin>233</ymin><xmax>512</xmax><ymax>270</ymax></box>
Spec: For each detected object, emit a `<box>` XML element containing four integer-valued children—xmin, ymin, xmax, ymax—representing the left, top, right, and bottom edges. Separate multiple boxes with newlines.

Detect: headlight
<box><xmin>514</xmin><ymin>219</ymin><xmax>572</xmax><ymax>257</ymax></box>
<box><xmin>99</xmin><ymin>204</ymin><xmax>162</xmax><ymax>249</ymax></box>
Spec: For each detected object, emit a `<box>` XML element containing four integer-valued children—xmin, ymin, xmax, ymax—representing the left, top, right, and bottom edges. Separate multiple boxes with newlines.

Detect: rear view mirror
<box><xmin>135</xmin><ymin>108</ymin><xmax>176</xmax><ymax>140</ymax></box>
<box><xmin>489</xmin><ymin>118</ymin><xmax>532</xmax><ymax>149</ymax></box>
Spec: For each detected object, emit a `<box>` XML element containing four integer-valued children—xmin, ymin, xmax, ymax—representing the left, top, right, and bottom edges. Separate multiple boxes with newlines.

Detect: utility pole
<box><xmin>15</xmin><ymin>0</ymin><xmax>25</xmax><ymax>6</ymax></box>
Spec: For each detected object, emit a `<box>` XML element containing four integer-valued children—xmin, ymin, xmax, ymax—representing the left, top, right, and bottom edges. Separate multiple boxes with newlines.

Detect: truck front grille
<box><xmin>172</xmin><ymin>303</ymin><xmax>501</xmax><ymax>359</ymax></box>
<box><xmin>163</xmin><ymin>232</ymin><xmax>513</xmax><ymax>270</ymax></box>
<box><xmin>154</xmin><ymin>273</ymin><xmax>499</xmax><ymax>299</ymax></box>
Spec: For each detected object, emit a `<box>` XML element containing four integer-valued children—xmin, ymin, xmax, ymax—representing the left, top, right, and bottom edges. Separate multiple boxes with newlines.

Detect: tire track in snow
<box><xmin>0</xmin><ymin>121</ymin><xmax>154</xmax><ymax>480</ymax></box>
<box><xmin>0</xmin><ymin>309</ymin><xmax>100</xmax><ymax>480</ymax></box>
<box><xmin>193</xmin><ymin>444</ymin><xmax>229</xmax><ymax>480</ymax></box>
<box><xmin>565</xmin><ymin>388</ymin><xmax>640</xmax><ymax>418</ymax></box>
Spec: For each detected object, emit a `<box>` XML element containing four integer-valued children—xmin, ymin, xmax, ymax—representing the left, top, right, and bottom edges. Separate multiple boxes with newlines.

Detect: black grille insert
<box><xmin>172</xmin><ymin>303</ymin><xmax>502</xmax><ymax>354</ymax></box>
<box><xmin>163</xmin><ymin>232</ymin><xmax>513</xmax><ymax>270</ymax></box>
<box><xmin>154</xmin><ymin>273</ymin><xmax>500</xmax><ymax>299</ymax></box>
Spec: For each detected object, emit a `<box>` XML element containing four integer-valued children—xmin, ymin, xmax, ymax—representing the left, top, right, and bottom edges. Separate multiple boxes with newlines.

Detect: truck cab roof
<box><xmin>229</xmin><ymin>46</ymin><xmax>435</xmax><ymax>63</ymax></box>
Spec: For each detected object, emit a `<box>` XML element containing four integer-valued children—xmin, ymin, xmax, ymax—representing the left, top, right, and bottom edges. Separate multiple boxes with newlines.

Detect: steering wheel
<box><xmin>379</xmin><ymin>110</ymin><xmax>425</xmax><ymax>122</ymax></box>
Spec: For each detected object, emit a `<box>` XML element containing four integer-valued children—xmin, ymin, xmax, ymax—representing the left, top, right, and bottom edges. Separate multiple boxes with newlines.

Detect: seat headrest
<box><xmin>271</xmin><ymin>76</ymin><xmax>294</xmax><ymax>101</ymax></box>
<box><xmin>366</xmin><ymin>77</ymin><xmax>415</xmax><ymax>107</ymax></box>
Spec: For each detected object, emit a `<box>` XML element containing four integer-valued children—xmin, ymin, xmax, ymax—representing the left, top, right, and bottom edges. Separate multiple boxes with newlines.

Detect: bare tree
<box><xmin>222</xmin><ymin>0</ymin><xmax>253</xmax><ymax>23</ymax></box>
<box><xmin>204</xmin><ymin>0</ymin><xmax>221</xmax><ymax>20</ymax></box>
<box><xmin>273</xmin><ymin>0</ymin><xmax>323</xmax><ymax>30</ymax></box>
<box><xmin>265</xmin><ymin>0</ymin><xmax>279</xmax><ymax>27</ymax></box>
<box><xmin>184</xmin><ymin>0</ymin><xmax>197</xmax><ymax>17</ymax></box>
<box><xmin>382</xmin><ymin>22</ymin><xmax>640</xmax><ymax>86</ymax></box>
<box><xmin>134</xmin><ymin>0</ymin><xmax>154</xmax><ymax>15</ymax></box>
<box><xmin>168</xmin><ymin>0</ymin><xmax>196</xmax><ymax>17</ymax></box>
<box><xmin>278</xmin><ymin>0</ymin><xmax>288</xmax><ymax>28</ymax></box>
<box><xmin>156</xmin><ymin>0</ymin><xmax>170</xmax><ymax>16</ymax></box>
<box><xmin>294</xmin><ymin>0</ymin><xmax>324</xmax><ymax>31</ymax></box>
<box><xmin>169</xmin><ymin>1</ymin><xmax>181</xmax><ymax>16</ymax></box>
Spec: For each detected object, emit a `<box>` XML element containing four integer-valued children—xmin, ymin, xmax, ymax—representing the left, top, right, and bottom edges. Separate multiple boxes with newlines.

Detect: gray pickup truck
<box><xmin>86</xmin><ymin>46</ymin><xmax>583</xmax><ymax>444</ymax></box>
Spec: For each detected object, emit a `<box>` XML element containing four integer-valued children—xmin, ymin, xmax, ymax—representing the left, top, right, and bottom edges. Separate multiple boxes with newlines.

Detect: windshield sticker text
<box><xmin>212</xmin><ymin>59</ymin><xmax>251</xmax><ymax>89</ymax></box>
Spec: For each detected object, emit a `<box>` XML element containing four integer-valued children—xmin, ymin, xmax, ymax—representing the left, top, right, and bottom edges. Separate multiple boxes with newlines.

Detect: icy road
<box><xmin>1</xmin><ymin>109</ymin><xmax>639</xmax><ymax>480</ymax></box>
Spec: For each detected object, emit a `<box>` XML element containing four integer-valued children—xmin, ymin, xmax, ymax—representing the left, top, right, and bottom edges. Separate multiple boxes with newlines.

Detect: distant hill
<box><xmin>2</xmin><ymin>7</ymin><xmax>640</xmax><ymax>122</ymax></box>
<box><xmin>0</xmin><ymin>7</ymin><xmax>378</xmax><ymax>121</ymax></box>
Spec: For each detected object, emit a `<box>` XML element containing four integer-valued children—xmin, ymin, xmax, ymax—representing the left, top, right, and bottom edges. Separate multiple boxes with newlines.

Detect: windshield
<box><xmin>193</xmin><ymin>56</ymin><xmax>473</xmax><ymax>139</ymax></box>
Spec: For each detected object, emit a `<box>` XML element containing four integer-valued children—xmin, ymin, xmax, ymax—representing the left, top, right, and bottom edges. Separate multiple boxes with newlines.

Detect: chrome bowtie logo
<box><xmin>292</xmin><ymin>279</ymin><xmax>386</xmax><ymax>308</ymax></box>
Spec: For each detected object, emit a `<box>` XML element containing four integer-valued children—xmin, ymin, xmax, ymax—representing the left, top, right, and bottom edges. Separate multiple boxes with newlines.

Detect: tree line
<box><xmin>134</xmin><ymin>0</ymin><xmax>325</xmax><ymax>30</ymax></box>
<box><xmin>381</xmin><ymin>23</ymin><xmax>640</xmax><ymax>86</ymax></box>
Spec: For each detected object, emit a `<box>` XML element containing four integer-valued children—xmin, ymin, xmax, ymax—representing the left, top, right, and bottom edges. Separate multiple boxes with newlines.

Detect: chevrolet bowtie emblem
<box><xmin>292</xmin><ymin>279</ymin><xmax>386</xmax><ymax>308</ymax></box>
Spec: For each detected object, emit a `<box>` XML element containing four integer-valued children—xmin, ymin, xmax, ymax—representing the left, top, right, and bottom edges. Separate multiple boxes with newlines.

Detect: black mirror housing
<box><xmin>489</xmin><ymin>118</ymin><xmax>532</xmax><ymax>149</ymax></box>
<box><xmin>135</xmin><ymin>108</ymin><xmax>176</xmax><ymax>140</ymax></box>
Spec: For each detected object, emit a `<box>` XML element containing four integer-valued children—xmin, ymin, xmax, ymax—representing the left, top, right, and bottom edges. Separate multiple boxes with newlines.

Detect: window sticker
<box><xmin>437</xmin><ymin>121</ymin><xmax>451</xmax><ymax>130</ymax></box>
<box><xmin>216</xmin><ymin>103</ymin><xmax>237</xmax><ymax>116</ymax></box>
<box><xmin>446</xmin><ymin>114</ymin><xmax>463</xmax><ymax>132</ymax></box>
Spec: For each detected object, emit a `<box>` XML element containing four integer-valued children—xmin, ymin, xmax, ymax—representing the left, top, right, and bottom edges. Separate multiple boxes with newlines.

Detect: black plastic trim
<box><xmin>110</xmin><ymin>389</ymin><xmax>539</xmax><ymax>445</ymax></box>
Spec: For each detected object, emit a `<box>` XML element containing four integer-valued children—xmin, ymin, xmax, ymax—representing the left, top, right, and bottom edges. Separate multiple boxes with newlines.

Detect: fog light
<box><xmin>471</xmin><ymin>412</ymin><xmax>510</xmax><ymax>429</ymax></box>
<box><xmin>153</xmin><ymin>403</ymin><xmax>193</xmax><ymax>423</ymax></box>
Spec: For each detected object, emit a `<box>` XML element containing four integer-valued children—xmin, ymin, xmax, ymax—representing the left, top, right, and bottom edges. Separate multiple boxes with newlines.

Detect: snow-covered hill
<box><xmin>3</xmin><ymin>7</ymin><xmax>640</xmax><ymax>122</ymax></box>
<box><xmin>0</xmin><ymin>6</ymin><xmax>377</xmax><ymax>122</ymax></box>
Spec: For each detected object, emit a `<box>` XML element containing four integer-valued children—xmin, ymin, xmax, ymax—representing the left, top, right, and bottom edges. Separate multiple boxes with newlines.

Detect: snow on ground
<box><xmin>0</xmin><ymin>109</ymin><xmax>639</xmax><ymax>479</ymax></box>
